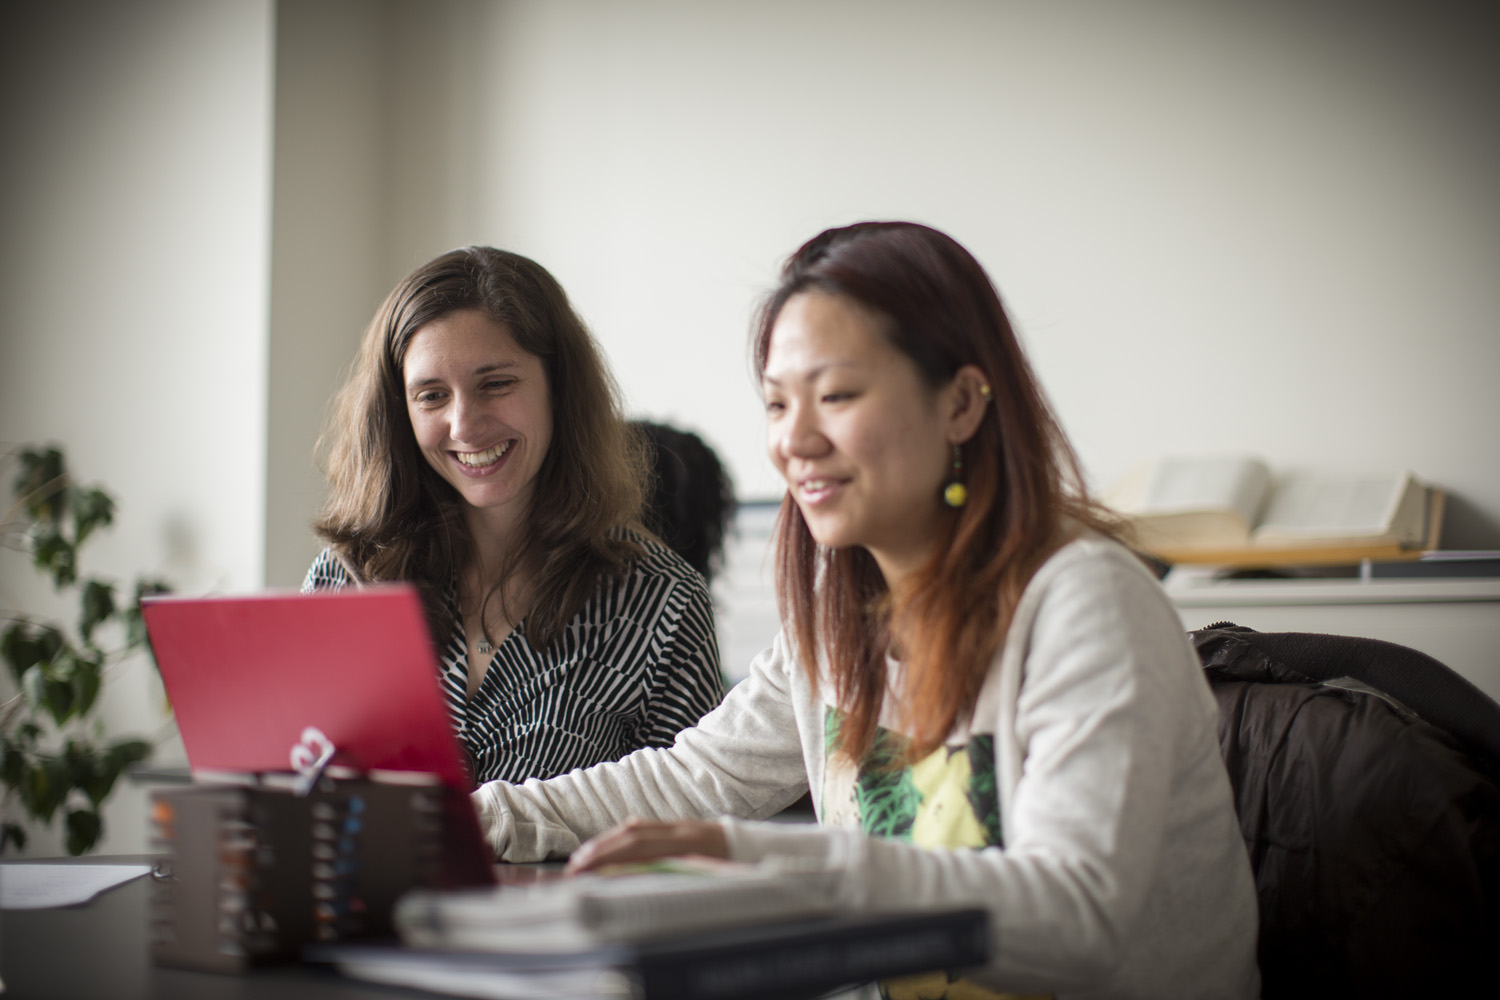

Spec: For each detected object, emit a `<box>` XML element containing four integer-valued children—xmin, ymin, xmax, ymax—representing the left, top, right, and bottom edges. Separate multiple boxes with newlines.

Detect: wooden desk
<box><xmin>3</xmin><ymin>857</ymin><xmax>976</xmax><ymax>1000</ymax></box>
<box><xmin>1</xmin><ymin>858</ymin><xmax>399</xmax><ymax>1000</ymax></box>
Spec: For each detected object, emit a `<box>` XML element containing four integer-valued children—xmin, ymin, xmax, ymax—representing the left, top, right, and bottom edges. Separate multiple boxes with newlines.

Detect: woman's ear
<box><xmin>944</xmin><ymin>365</ymin><xmax>992</xmax><ymax>445</ymax></box>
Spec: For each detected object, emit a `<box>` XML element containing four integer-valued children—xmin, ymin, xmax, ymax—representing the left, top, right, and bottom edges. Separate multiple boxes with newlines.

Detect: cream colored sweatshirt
<box><xmin>472</xmin><ymin>536</ymin><xmax>1261</xmax><ymax>999</ymax></box>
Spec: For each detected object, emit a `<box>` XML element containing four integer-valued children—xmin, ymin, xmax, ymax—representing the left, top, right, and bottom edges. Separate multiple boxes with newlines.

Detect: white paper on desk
<box><xmin>0</xmin><ymin>863</ymin><xmax>152</xmax><ymax>910</ymax></box>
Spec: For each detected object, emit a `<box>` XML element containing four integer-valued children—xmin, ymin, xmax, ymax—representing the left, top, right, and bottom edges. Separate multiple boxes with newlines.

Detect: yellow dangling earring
<box><xmin>942</xmin><ymin>444</ymin><xmax>967</xmax><ymax>508</ymax></box>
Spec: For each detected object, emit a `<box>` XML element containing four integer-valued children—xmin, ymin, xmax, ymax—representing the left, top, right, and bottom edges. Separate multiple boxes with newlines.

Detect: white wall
<box><xmin>265</xmin><ymin>0</ymin><xmax>512</xmax><ymax>588</ymax></box>
<box><xmin>5</xmin><ymin>0</ymin><xmax>1497</xmax><ymax>852</ymax></box>
<box><xmin>0</xmin><ymin>0</ymin><xmax>275</xmax><ymax>854</ymax></box>
<box><xmin>397</xmin><ymin>0</ymin><xmax>1498</xmax><ymax>548</ymax></box>
<box><xmin>266</xmin><ymin>0</ymin><xmax>394</xmax><ymax>589</ymax></box>
<box><xmin>262</xmin><ymin>0</ymin><xmax>1500</xmax><ymax>588</ymax></box>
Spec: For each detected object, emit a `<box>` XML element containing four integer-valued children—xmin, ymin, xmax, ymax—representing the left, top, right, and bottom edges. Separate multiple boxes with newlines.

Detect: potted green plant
<box><xmin>0</xmin><ymin>445</ymin><xmax>168</xmax><ymax>855</ymax></box>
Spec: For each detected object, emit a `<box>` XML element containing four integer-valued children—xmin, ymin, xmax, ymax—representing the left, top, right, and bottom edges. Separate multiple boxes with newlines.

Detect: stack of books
<box><xmin>306</xmin><ymin>857</ymin><xmax>990</xmax><ymax>999</ymax></box>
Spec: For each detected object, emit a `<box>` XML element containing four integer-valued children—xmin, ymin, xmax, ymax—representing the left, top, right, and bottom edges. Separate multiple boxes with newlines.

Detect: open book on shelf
<box><xmin>1104</xmin><ymin>456</ymin><xmax>1441</xmax><ymax>566</ymax></box>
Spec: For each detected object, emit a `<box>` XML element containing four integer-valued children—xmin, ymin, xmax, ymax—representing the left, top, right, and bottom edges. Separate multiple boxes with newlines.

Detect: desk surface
<box><xmin>3</xmin><ymin>857</ymin><xmax>886</xmax><ymax>1000</ymax></box>
<box><xmin>2</xmin><ymin>859</ymin><xmax>411</xmax><ymax>1000</ymax></box>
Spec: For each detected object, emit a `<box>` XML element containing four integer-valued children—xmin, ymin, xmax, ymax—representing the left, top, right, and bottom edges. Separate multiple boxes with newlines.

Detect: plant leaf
<box><xmin>5</xmin><ymin>446</ymin><xmax>167</xmax><ymax>857</ymax></box>
<box><xmin>64</xmin><ymin>740</ymin><xmax>106</xmax><ymax>804</ymax></box>
<box><xmin>1</xmin><ymin>822</ymin><xmax>27</xmax><ymax>854</ymax></box>
<box><xmin>65</xmin><ymin>807</ymin><xmax>103</xmax><ymax>856</ymax></box>
<box><xmin>122</xmin><ymin>607</ymin><xmax>144</xmax><ymax>649</ymax></box>
<box><xmin>80</xmin><ymin>739</ymin><xmax>152</xmax><ymax>805</ymax></box>
<box><xmin>18</xmin><ymin>762</ymin><xmax>42</xmax><ymax>814</ymax></box>
<box><xmin>47</xmin><ymin>678</ymin><xmax>77</xmax><ymax>725</ymax></box>
<box><xmin>72</xmin><ymin>651</ymin><xmax>103</xmax><ymax>717</ymax></box>
<box><xmin>26</xmin><ymin>756</ymin><xmax>72</xmax><ymax>822</ymax></box>
<box><xmin>36</xmin><ymin>648</ymin><xmax>81</xmax><ymax>725</ymax></box>
<box><xmin>126</xmin><ymin>578</ymin><xmax>173</xmax><ymax>651</ymax></box>
<box><xmin>72</xmin><ymin>486</ymin><xmax>115</xmax><ymax>547</ymax></box>
<box><xmin>0</xmin><ymin>622</ymin><xmax>25</xmax><ymax>681</ymax></box>
<box><xmin>30</xmin><ymin>526</ymin><xmax>77</xmax><ymax>589</ymax></box>
<box><xmin>79</xmin><ymin>580</ymin><xmax>117</xmax><ymax>644</ymax></box>
<box><xmin>137</xmin><ymin>578</ymin><xmax>173</xmax><ymax>598</ymax></box>
<box><xmin>67</xmin><ymin>739</ymin><xmax>104</xmax><ymax>803</ymax></box>
<box><xmin>2</xmin><ymin>620</ymin><xmax>65</xmax><ymax>684</ymax></box>
<box><xmin>15</xmin><ymin>447</ymin><xmax>67</xmax><ymax>523</ymax></box>
<box><xmin>0</xmin><ymin>736</ymin><xmax>24</xmax><ymax>789</ymax></box>
<box><xmin>107</xmin><ymin>738</ymin><xmax>153</xmax><ymax>772</ymax></box>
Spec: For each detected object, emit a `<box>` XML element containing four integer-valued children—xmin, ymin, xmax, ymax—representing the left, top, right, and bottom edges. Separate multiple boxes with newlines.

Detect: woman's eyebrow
<box><xmin>473</xmin><ymin>361</ymin><xmax>522</xmax><ymax>374</ymax></box>
<box><xmin>761</xmin><ymin>360</ymin><xmax>860</xmax><ymax>386</ymax></box>
<box><xmin>406</xmin><ymin>361</ymin><xmax>522</xmax><ymax>389</ymax></box>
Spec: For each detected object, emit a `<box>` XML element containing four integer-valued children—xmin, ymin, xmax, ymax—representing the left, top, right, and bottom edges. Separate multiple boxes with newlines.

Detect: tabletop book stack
<box><xmin>148</xmin><ymin>774</ymin><xmax>462</xmax><ymax>972</ymax></box>
<box><xmin>308</xmin><ymin>857</ymin><xmax>991</xmax><ymax>1000</ymax></box>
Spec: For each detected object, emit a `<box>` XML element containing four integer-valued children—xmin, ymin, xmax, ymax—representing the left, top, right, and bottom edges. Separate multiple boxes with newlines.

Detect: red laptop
<box><xmin>141</xmin><ymin>584</ymin><xmax>494</xmax><ymax>884</ymax></box>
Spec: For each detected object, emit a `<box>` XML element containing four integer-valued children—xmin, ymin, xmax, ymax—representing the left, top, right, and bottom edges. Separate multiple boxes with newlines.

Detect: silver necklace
<box><xmin>469</xmin><ymin>597</ymin><xmax>495</xmax><ymax>656</ymax></box>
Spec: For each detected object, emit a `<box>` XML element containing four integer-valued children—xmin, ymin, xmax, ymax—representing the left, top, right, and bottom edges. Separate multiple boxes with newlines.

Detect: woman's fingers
<box><xmin>565</xmin><ymin>818</ymin><xmax>728</xmax><ymax>874</ymax></box>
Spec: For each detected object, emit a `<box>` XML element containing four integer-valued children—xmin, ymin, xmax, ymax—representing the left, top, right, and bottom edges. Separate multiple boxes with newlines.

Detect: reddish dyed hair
<box><xmin>752</xmin><ymin>221</ymin><xmax>1117</xmax><ymax>763</ymax></box>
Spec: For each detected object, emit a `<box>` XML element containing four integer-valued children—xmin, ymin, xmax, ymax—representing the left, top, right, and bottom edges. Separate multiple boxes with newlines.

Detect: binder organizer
<box><xmin>148</xmin><ymin>774</ymin><xmax>452</xmax><ymax>973</ymax></box>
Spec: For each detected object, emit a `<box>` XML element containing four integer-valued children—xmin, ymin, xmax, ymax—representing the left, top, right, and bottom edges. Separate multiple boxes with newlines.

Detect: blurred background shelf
<box><xmin>1163</xmin><ymin>560</ymin><xmax>1500</xmax><ymax>705</ymax></box>
<box><xmin>1146</xmin><ymin>489</ymin><xmax>1445</xmax><ymax>568</ymax></box>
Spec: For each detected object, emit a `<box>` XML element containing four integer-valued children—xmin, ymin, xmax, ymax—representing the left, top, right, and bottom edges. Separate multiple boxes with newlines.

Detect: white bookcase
<box><xmin>1164</xmin><ymin>569</ymin><xmax>1500</xmax><ymax>704</ymax></box>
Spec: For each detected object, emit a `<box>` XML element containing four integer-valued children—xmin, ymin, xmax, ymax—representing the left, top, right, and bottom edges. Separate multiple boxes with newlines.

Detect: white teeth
<box><xmin>802</xmin><ymin>480</ymin><xmax>831</xmax><ymax>491</ymax></box>
<box><xmin>456</xmin><ymin>442</ymin><xmax>510</xmax><ymax>467</ymax></box>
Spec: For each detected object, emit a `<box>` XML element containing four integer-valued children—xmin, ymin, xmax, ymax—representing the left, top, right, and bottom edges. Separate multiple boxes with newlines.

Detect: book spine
<box><xmin>634</xmin><ymin>909</ymin><xmax>990</xmax><ymax>1000</ymax></box>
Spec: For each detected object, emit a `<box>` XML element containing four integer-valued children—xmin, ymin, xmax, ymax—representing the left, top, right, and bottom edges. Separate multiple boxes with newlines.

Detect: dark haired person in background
<box><xmin>631</xmin><ymin>421</ymin><xmax>736</xmax><ymax>586</ymax></box>
<box><xmin>470</xmin><ymin>223</ymin><xmax>1258</xmax><ymax>999</ymax></box>
<box><xmin>304</xmin><ymin>246</ymin><xmax>723</xmax><ymax>784</ymax></box>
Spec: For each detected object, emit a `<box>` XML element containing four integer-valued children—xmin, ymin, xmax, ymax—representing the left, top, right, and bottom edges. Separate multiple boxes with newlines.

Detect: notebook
<box><xmin>141</xmin><ymin>584</ymin><xmax>495</xmax><ymax>885</ymax></box>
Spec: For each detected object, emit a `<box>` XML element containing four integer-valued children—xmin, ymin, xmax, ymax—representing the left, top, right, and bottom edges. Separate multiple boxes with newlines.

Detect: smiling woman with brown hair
<box><xmin>304</xmin><ymin>246</ymin><xmax>723</xmax><ymax>784</ymax></box>
<box><xmin>469</xmin><ymin>223</ymin><xmax>1260</xmax><ymax>999</ymax></box>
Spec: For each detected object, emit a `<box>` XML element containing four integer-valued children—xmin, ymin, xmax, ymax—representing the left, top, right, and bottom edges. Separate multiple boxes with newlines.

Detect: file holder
<box><xmin>148</xmin><ymin>774</ymin><xmax>450</xmax><ymax>973</ymax></box>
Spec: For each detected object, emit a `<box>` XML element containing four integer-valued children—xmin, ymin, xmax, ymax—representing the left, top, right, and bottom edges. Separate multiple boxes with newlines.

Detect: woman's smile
<box><xmin>453</xmin><ymin>440</ymin><xmax>513</xmax><ymax>473</ymax></box>
<box><xmin>794</xmin><ymin>475</ymin><xmax>847</xmax><ymax>505</ymax></box>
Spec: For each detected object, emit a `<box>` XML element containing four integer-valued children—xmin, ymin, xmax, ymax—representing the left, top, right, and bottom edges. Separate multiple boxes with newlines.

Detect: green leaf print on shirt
<box><xmin>825</xmin><ymin>710</ymin><xmax>1031</xmax><ymax>1000</ymax></box>
<box><xmin>824</xmin><ymin>709</ymin><xmax>1003</xmax><ymax>849</ymax></box>
<box><xmin>963</xmin><ymin>735</ymin><xmax>1003</xmax><ymax>847</ymax></box>
<box><xmin>862</xmin><ymin>736</ymin><xmax>920</xmax><ymax>840</ymax></box>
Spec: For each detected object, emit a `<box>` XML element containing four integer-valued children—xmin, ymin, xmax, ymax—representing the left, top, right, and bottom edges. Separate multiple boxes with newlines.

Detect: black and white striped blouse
<box><xmin>301</xmin><ymin>532</ymin><xmax>725</xmax><ymax>784</ymax></box>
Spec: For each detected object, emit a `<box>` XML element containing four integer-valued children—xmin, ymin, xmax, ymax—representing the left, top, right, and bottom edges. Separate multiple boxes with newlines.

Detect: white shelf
<box><xmin>1163</xmin><ymin>569</ymin><xmax>1500</xmax><ymax>608</ymax></box>
<box><xmin>1162</xmin><ymin>567</ymin><xmax>1500</xmax><ymax>703</ymax></box>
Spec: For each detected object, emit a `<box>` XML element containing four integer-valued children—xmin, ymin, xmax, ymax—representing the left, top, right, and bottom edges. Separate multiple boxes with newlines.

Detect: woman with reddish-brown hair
<box><xmin>471</xmin><ymin>223</ymin><xmax>1259</xmax><ymax>999</ymax></box>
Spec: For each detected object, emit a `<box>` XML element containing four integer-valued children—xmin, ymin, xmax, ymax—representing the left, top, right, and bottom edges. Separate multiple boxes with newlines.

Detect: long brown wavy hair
<box><xmin>753</xmin><ymin>222</ymin><xmax>1118</xmax><ymax>764</ymax></box>
<box><xmin>314</xmin><ymin>246</ymin><xmax>648</xmax><ymax>648</ymax></box>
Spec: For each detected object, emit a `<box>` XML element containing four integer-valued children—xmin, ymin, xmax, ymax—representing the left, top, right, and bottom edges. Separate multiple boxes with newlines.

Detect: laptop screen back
<box><xmin>142</xmin><ymin>585</ymin><xmax>471</xmax><ymax>791</ymax></box>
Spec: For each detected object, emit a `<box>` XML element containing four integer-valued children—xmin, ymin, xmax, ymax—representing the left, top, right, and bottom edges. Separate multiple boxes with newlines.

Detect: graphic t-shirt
<box><xmin>824</xmin><ymin>709</ymin><xmax>1046</xmax><ymax>1000</ymax></box>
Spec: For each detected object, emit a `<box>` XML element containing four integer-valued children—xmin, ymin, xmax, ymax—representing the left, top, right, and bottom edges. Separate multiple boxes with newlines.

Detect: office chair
<box><xmin>1190</xmin><ymin>624</ymin><xmax>1500</xmax><ymax>999</ymax></box>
